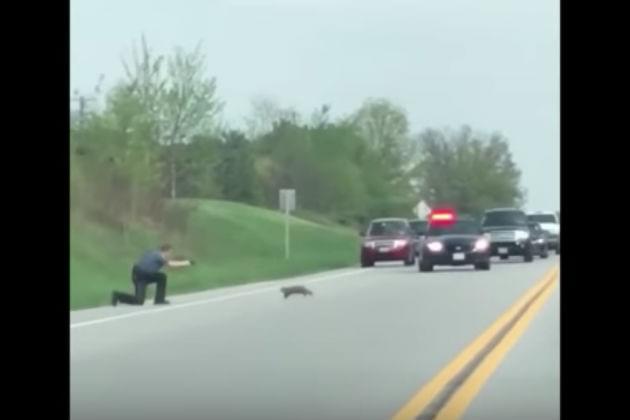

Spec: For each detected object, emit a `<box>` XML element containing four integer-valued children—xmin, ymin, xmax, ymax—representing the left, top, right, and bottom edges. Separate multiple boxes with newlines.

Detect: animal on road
<box><xmin>281</xmin><ymin>286</ymin><xmax>313</xmax><ymax>299</ymax></box>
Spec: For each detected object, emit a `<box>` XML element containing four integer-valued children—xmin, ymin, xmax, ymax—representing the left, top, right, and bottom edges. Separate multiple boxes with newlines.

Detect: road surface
<box><xmin>71</xmin><ymin>256</ymin><xmax>559</xmax><ymax>420</ymax></box>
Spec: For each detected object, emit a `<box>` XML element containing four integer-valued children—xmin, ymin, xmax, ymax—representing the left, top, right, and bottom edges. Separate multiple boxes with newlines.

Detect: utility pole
<box><xmin>71</xmin><ymin>90</ymin><xmax>98</xmax><ymax>124</ymax></box>
<box><xmin>169</xmin><ymin>135</ymin><xmax>186</xmax><ymax>200</ymax></box>
<box><xmin>170</xmin><ymin>157</ymin><xmax>177</xmax><ymax>199</ymax></box>
<box><xmin>71</xmin><ymin>76</ymin><xmax>104</xmax><ymax>124</ymax></box>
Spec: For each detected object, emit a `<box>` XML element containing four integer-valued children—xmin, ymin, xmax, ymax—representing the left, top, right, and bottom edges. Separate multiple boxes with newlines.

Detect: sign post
<box><xmin>279</xmin><ymin>189</ymin><xmax>296</xmax><ymax>259</ymax></box>
<box><xmin>414</xmin><ymin>200</ymin><xmax>431</xmax><ymax>220</ymax></box>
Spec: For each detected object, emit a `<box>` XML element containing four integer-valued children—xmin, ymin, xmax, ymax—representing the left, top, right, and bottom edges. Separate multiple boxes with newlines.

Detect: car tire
<box><xmin>361</xmin><ymin>259</ymin><xmax>374</xmax><ymax>268</ymax></box>
<box><xmin>419</xmin><ymin>261</ymin><xmax>433</xmax><ymax>272</ymax></box>
<box><xmin>475</xmin><ymin>262</ymin><xmax>491</xmax><ymax>271</ymax></box>
<box><xmin>524</xmin><ymin>250</ymin><xmax>534</xmax><ymax>263</ymax></box>
<box><xmin>500</xmin><ymin>255</ymin><xmax>509</xmax><ymax>260</ymax></box>
<box><xmin>540</xmin><ymin>246</ymin><xmax>549</xmax><ymax>259</ymax></box>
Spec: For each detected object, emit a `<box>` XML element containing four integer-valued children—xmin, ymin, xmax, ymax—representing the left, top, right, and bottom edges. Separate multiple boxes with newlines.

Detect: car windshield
<box><xmin>527</xmin><ymin>214</ymin><xmax>557</xmax><ymax>224</ymax></box>
<box><xmin>409</xmin><ymin>221</ymin><xmax>428</xmax><ymax>235</ymax></box>
<box><xmin>427</xmin><ymin>220</ymin><xmax>480</xmax><ymax>236</ymax></box>
<box><xmin>368</xmin><ymin>221</ymin><xmax>408</xmax><ymax>236</ymax></box>
<box><xmin>483</xmin><ymin>211</ymin><xmax>527</xmax><ymax>227</ymax></box>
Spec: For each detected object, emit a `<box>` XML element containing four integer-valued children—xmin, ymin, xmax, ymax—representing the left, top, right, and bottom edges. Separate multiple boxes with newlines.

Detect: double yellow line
<box><xmin>392</xmin><ymin>265</ymin><xmax>559</xmax><ymax>420</ymax></box>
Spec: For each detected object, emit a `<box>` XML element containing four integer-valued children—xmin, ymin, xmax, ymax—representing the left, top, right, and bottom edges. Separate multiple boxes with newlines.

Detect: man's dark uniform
<box><xmin>112</xmin><ymin>250</ymin><xmax>169</xmax><ymax>305</ymax></box>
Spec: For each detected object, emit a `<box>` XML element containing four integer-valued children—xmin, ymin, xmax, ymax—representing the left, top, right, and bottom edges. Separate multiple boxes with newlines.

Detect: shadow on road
<box><xmin>359</xmin><ymin>256</ymin><xmax>553</xmax><ymax>276</ymax></box>
<box><xmin>491</xmin><ymin>258</ymin><xmax>551</xmax><ymax>265</ymax></box>
<box><xmin>491</xmin><ymin>259</ymin><xmax>527</xmax><ymax>265</ymax></box>
<box><xmin>418</xmin><ymin>266</ymin><xmax>492</xmax><ymax>274</ymax></box>
<box><xmin>369</xmin><ymin>264</ymin><xmax>411</xmax><ymax>269</ymax></box>
<box><xmin>370</xmin><ymin>265</ymin><xmax>480</xmax><ymax>275</ymax></box>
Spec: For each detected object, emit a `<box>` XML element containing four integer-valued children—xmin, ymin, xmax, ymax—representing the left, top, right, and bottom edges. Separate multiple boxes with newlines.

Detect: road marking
<box><xmin>70</xmin><ymin>268</ymin><xmax>366</xmax><ymax>329</ymax></box>
<box><xmin>435</xmin><ymin>274</ymin><xmax>558</xmax><ymax>420</ymax></box>
<box><xmin>391</xmin><ymin>265</ymin><xmax>559</xmax><ymax>420</ymax></box>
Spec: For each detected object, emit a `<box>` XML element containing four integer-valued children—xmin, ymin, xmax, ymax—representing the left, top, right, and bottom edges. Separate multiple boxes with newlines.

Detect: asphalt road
<box><xmin>462</xmin><ymin>273</ymin><xmax>559</xmax><ymax>420</ymax></box>
<box><xmin>71</xmin><ymin>256</ymin><xmax>559</xmax><ymax>420</ymax></box>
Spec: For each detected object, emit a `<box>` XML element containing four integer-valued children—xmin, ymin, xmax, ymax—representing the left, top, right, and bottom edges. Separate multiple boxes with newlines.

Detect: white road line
<box><xmin>70</xmin><ymin>268</ymin><xmax>367</xmax><ymax>329</ymax></box>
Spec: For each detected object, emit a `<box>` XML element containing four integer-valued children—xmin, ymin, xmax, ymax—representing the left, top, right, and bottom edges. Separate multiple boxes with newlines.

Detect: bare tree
<box><xmin>245</xmin><ymin>96</ymin><xmax>301</xmax><ymax>139</ymax></box>
<box><xmin>122</xmin><ymin>36</ymin><xmax>223</xmax><ymax>198</ymax></box>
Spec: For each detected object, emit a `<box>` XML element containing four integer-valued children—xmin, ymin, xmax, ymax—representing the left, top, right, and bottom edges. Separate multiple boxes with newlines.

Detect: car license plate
<box><xmin>498</xmin><ymin>247</ymin><xmax>508</xmax><ymax>254</ymax></box>
<box><xmin>453</xmin><ymin>252</ymin><xmax>465</xmax><ymax>261</ymax></box>
<box><xmin>379</xmin><ymin>247</ymin><xmax>391</xmax><ymax>253</ymax></box>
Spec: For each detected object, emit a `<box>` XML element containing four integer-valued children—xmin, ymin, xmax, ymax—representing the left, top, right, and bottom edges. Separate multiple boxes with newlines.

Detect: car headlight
<box><xmin>393</xmin><ymin>239</ymin><xmax>408</xmax><ymax>248</ymax></box>
<box><xmin>473</xmin><ymin>238</ymin><xmax>490</xmax><ymax>252</ymax></box>
<box><xmin>427</xmin><ymin>241</ymin><xmax>444</xmax><ymax>252</ymax></box>
<box><xmin>515</xmin><ymin>230</ymin><xmax>530</xmax><ymax>241</ymax></box>
<box><xmin>364</xmin><ymin>241</ymin><xmax>376</xmax><ymax>248</ymax></box>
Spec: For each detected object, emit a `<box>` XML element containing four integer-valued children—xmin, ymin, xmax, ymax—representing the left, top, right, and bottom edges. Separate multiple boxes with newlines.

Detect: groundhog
<box><xmin>280</xmin><ymin>286</ymin><xmax>313</xmax><ymax>299</ymax></box>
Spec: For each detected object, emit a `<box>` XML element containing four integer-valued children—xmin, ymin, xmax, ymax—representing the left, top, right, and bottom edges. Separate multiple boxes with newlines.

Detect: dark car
<box><xmin>528</xmin><ymin>222</ymin><xmax>550</xmax><ymax>259</ymax></box>
<box><xmin>418</xmin><ymin>214</ymin><xmax>491</xmax><ymax>272</ymax></box>
<box><xmin>408</xmin><ymin>219</ymin><xmax>429</xmax><ymax>256</ymax></box>
<box><xmin>360</xmin><ymin>218</ymin><xmax>416</xmax><ymax>267</ymax></box>
<box><xmin>481</xmin><ymin>208</ymin><xmax>534</xmax><ymax>262</ymax></box>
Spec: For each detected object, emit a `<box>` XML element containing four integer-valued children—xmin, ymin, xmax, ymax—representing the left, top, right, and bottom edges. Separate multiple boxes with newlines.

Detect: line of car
<box><xmin>359</xmin><ymin>208</ymin><xmax>560</xmax><ymax>272</ymax></box>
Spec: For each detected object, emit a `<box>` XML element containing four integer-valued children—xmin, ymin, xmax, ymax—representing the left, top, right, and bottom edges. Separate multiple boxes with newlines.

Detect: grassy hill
<box><xmin>70</xmin><ymin>200</ymin><xmax>360</xmax><ymax>309</ymax></box>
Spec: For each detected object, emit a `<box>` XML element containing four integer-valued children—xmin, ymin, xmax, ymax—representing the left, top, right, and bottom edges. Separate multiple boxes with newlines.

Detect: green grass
<box><xmin>70</xmin><ymin>200</ymin><xmax>360</xmax><ymax>309</ymax></box>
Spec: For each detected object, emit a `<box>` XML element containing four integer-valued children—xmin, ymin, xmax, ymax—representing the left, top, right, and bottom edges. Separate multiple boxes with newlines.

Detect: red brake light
<box><xmin>429</xmin><ymin>208</ymin><xmax>457</xmax><ymax>225</ymax></box>
<box><xmin>431</xmin><ymin>213</ymin><xmax>454</xmax><ymax>221</ymax></box>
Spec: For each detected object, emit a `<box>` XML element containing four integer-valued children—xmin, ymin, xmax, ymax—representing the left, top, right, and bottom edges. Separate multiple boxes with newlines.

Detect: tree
<box><xmin>309</xmin><ymin>122</ymin><xmax>369</xmax><ymax>220</ymax></box>
<box><xmin>70</xmin><ymin>82</ymin><xmax>167</xmax><ymax>227</ymax></box>
<box><xmin>244</xmin><ymin>96</ymin><xmax>300</xmax><ymax>140</ymax></box>
<box><xmin>167</xmin><ymin>135</ymin><xmax>222</xmax><ymax>200</ymax></box>
<box><xmin>122</xmin><ymin>36</ymin><xmax>223</xmax><ymax>199</ymax></box>
<box><xmin>310</xmin><ymin>104</ymin><xmax>331</xmax><ymax>128</ymax></box>
<box><xmin>254</xmin><ymin>119</ymin><xmax>316</xmax><ymax>208</ymax></box>
<box><xmin>350</xmin><ymin>98</ymin><xmax>413</xmax><ymax>180</ymax></box>
<box><xmin>71</xmin><ymin>36</ymin><xmax>224</xmax><ymax>230</ymax></box>
<box><xmin>215</xmin><ymin>130</ymin><xmax>260</xmax><ymax>204</ymax></box>
<box><xmin>346</xmin><ymin>98</ymin><xmax>419</xmax><ymax>218</ymax></box>
<box><xmin>412</xmin><ymin>125</ymin><xmax>525</xmax><ymax>216</ymax></box>
<box><xmin>105</xmin><ymin>84</ymin><xmax>164</xmax><ymax>220</ymax></box>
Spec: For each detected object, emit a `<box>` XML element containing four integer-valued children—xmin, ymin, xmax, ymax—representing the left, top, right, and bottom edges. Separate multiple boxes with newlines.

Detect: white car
<box><xmin>527</xmin><ymin>211</ymin><xmax>560</xmax><ymax>254</ymax></box>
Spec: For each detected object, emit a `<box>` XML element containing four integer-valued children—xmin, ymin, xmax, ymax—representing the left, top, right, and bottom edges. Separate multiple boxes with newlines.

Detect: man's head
<box><xmin>159</xmin><ymin>244</ymin><xmax>173</xmax><ymax>260</ymax></box>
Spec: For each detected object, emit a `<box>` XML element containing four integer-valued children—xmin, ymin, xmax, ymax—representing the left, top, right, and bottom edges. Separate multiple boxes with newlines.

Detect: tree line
<box><xmin>70</xmin><ymin>37</ymin><xmax>525</xmax><ymax>230</ymax></box>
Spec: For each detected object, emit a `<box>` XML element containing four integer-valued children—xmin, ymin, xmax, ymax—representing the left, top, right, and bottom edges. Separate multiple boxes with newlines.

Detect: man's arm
<box><xmin>166</xmin><ymin>259</ymin><xmax>194</xmax><ymax>268</ymax></box>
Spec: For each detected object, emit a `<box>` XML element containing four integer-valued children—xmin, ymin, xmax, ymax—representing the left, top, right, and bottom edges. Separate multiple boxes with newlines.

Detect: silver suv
<box><xmin>481</xmin><ymin>208</ymin><xmax>534</xmax><ymax>262</ymax></box>
<box><xmin>527</xmin><ymin>211</ymin><xmax>560</xmax><ymax>254</ymax></box>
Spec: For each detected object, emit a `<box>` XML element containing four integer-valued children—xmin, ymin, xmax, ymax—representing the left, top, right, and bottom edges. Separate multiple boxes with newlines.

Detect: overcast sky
<box><xmin>71</xmin><ymin>0</ymin><xmax>559</xmax><ymax>211</ymax></box>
